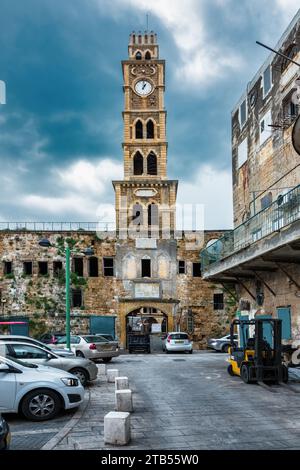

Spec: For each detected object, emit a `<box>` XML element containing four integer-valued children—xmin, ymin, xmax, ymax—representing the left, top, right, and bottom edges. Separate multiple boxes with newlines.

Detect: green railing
<box><xmin>201</xmin><ymin>184</ymin><xmax>300</xmax><ymax>271</ymax></box>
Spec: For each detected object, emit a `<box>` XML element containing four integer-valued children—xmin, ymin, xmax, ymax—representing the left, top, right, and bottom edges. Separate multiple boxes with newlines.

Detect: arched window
<box><xmin>138</xmin><ymin>35</ymin><xmax>142</xmax><ymax>44</ymax></box>
<box><xmin>281</xmin><ymin>43</ymin><xmax>298</xmax><ymax>72</ymax></box>
<box><xmin>145</xmin><ymin>51</ymin><xmax>151</xmax><ymax>60</ymax></box>
<box><xmin>135</xmin><ymin>51</ymin><xmax>142</xmax><ymax>60</ymax></box>
<box><xmin>146</xmin><ymin>120</ymin><xmax>154</xmax><ymax>138</ymax></box>
<box><xmin>133</xmin><ymin>152</ymin><xmax>143</xmax><ymax>175</ymax></box>
<box><xmin>132</xmin><ymin>203</ymin><xmax>143</xmax><ymax>225</ymax></box>
<box><xmin>147</xmin><ymin>151</ymin><xmax>157</xmax><ymax>175</ymax></box>
<box><xmin>135</xmin><ymin>120</ymin><xmax>143</xmax><ymax>139</ymax></box>
<box><xmin>148</xmin><ymin>203</ymin><xmax>159</xmax><ymax>226</ymax></box>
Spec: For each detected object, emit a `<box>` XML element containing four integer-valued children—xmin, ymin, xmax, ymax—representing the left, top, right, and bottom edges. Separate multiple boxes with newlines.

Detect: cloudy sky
<box><xmin>0</xmin><ymin>0</ymin><xmax>299</xmax><ymax>229</ymax></box>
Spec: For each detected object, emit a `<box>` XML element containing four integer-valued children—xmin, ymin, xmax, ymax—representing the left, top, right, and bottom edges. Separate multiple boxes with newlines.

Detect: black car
<box><xmin>0</xmin><ymin>415</ymin><xmax>11</xmax><ymax>450</ymax></box>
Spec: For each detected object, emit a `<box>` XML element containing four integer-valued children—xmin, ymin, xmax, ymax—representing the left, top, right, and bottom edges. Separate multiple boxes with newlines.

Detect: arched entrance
<box><xmin>126</xmin><ymin>307</ymin><xmax>168</xmax><ymax>353</ymax></box>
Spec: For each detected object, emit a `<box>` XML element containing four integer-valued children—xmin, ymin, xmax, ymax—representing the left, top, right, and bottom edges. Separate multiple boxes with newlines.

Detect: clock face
<box><xmin>134</xmin><ymin>80</ymin><xmax>153</xmax><ymax>96</ymax></box>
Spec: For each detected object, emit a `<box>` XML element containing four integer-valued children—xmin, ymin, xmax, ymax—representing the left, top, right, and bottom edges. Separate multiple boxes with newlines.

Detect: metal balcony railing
<box><xmin>201</xmin><ymin>184</ymin><xmax>300</xmax><ymax>271</ymax></box>
<box><xmin>0</xmin><ymin>222</ymin><xmax>115</xmax><ymax>232</ymax></box>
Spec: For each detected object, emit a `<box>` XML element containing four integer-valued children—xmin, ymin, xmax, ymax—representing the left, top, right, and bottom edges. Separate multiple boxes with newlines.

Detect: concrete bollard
<box><xmin>97</xmin><ymin>364</ymin><xmax>106</xmax><ymax>376</ymax></box>
<box><xmin>107</xmin><ymin>369</ymin><xmax>119</xmax><ymax>383</ymax></box>
<box><xmin>115</xmin><ymin>376</ymin><xmax>129</xmax><ymax>390</ymax></box>
<box><xmin>115</xmin><ymin>389</ymin><xmax>133</xmax><ymax>412</ymax></box>
<box><xmin>104</xmin><ymin>411</ymin><xmax>131</xmax><ymax>445</ymax></box>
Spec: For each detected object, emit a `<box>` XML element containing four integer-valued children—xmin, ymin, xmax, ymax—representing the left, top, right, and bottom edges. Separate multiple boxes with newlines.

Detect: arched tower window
<box><xmin>133</xmin><ymin>151</ymin><xmax>143</xmax><ymax>175</ymax></box>
<box><xmin>132</xmin><ymin>203</ymin><xmax>143</xmax><ymax>225</ymax></box>
<box><xmin>135</xmin><ymin>51</ymin><xmax>142</xmax><ymax>60</ymax></box>
<box><xmin>135</xmin><ymin>120</ymin><xmax>143</xmax><ymax>139</ymax></box>
<box><xmin>145</xmin><ymin>51</ymin><xmax>151</xmax><ymax>60</ymax></box>
<box><xmin>147</xmin><ymin>151</ymin><xmax>157</xmax><ymax>175</ymax></box>
<box><xmin>148</xmin><ymin>203</ymin><xmax>159</xmax><ymax>226</ymax></box>
<box><xmin>146</xmin><ymin>120</ymin><xmax>154</xmax><ymax>138</ymax></box>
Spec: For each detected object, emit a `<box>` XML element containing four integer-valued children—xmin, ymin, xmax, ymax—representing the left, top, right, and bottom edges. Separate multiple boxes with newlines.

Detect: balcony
<box><xmin>201</xmin><ymin>184</ymin><xmax>300</xmax><ymax>281</ymax></box>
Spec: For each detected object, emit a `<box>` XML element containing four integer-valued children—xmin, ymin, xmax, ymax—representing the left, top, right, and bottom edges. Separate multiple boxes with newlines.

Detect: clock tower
<box><xmin>113</xmin><ymin>31</ymin><xmax>178</xmax><ymax>238</ymax></box>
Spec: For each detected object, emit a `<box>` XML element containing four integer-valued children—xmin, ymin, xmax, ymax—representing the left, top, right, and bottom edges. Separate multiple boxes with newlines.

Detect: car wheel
<box><xmin>222</xmin><ymin>344</ymin><xmax>230</xmax><ymax>353</ymax></box>
<box><xmin>69</xmin><ymin>368</ymin><xmax>89</xmax><ymax>387</ymax></box>
<box><xmin>241</xmin><ymin>364</ymin><xmax>252</xmax><ymax>384</ymax></box>
<box><xmin>21</xmin><ymin>388</ymin><xmax>61</xmax><ymax>421</ymax></box>
<box><xmin>189</xmin><ymin>350</ymin><xmax>193</xmax><ymax>354</ymax></box>
<box><xmin>76</xmin><ymin>350</ymin><xmax>85</xmax><ymax>358</ymax></box>
<box><xmin>165</xmin><ymin>349</ymin><xmax>170</xmax><ymax>354</ymax></box>
<box><xmin>102</xmin><ymin>357</ymin><xmax>112</xmax><ymax>363</ymax></box>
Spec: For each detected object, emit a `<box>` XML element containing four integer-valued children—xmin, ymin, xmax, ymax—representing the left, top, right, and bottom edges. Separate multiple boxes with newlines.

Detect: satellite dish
<box><xmin>292</xmin><ymin>115</ymin><xmax>300</xmax><ymax>156</ymax></box>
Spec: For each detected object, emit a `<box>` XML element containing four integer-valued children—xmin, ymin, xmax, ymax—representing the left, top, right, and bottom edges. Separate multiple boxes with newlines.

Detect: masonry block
<box><xmin>107</xmin><ymin>369</ymin><xmax>119</xmax><ymax>383</ymax></box>
<box><xmin>97</xmin><ymin>364</ymin><xmax>106</xmax><ymax>376</ymax></box>
<box><xmin>115</xmin><ymin>376</ymin><xmax>129</xmax><ymax>390</ymax></box>
<box><xmin>104</xmin><ymin>411</ymin><xmax>131</xmax><ymax>445</ymax></box>
<box><xmin>115</xmin><ymin>389</ymin><xmax>133</xmax><ymax>413</ymax></box>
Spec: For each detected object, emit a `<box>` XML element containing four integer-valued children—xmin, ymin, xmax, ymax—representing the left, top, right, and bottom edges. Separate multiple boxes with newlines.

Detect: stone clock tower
<box><xmin>113</xmin><ymin>31</ymin><xmax>178</xmax><ymax>238</ymax></box>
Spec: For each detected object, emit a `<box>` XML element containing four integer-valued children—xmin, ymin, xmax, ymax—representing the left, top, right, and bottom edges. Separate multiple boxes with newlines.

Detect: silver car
<box><xmin>207</xmin><ymin>334</ymin><xmax>238</xmax><ymax>353</ymax></box>
<box><xmin>0</xmin><ymin>335</ymin><xmax>75</xmax><ymax>357</ymax></box>
<box><xmin>52</xmin><ymin>335</ymin><xmax>120</xmax><ymax>363</ymax></box>
<box><xmin>0</xmin><ymin>341</ymin><xmax>98</xmax><ymax>386</ymax></box>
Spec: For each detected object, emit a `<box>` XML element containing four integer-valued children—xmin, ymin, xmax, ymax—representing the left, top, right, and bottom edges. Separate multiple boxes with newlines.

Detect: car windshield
<box><xmin>83</xmin><ymin>335</ymin><xmax>109</xmax><ymax>343</ymax></box>
<box><xmin>4</xmin><ymin>356</ymin><xmax>38</xmax><ymax>368</ymax></box>
<box><xmin>169</xmin><ymin>333</ymin><xmax>189</xmax><ymax>340</ymax></box>
<box><xmin>97</xmin><ymin>334</ymin><xmax>114</xmax><ymax>341</ymax></box>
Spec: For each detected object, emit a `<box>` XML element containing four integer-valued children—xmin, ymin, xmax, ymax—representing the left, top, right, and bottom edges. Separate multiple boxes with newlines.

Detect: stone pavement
<box><xmin>7</xmin><ymin>352</ymin><xmax>300</xmax><ymax>450</ymax></box>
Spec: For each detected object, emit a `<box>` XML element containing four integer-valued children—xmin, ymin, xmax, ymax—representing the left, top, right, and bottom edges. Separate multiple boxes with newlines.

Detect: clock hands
<box><xmin>142</xmin><ymin>81</ymin><xmax>146</xmax><ymax>90</ymax></box>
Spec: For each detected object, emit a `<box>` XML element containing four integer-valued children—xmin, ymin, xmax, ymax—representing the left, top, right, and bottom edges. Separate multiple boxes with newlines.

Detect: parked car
<box><xmin>0</xmin><ymin>414</ymin><xmax>10</xmax><ymax>450</ymax></box>
<box><xmin>0</xmin><ymin>355</ymin><xmax>84</xmax><ymax>421</ymax></box>
<box><xmin>0</xmin><ymin>335</ymin><xmax>75</xmax><ymax>357</ymax></box>
<box><xmin>51</xmin><ymin>335</ymin><xmax>120</xmax><ymax>363</ymax></box>
<box><xmin>162</xmin><ymin>332</ymin><xmax>193</xmax><ymax>354</ymax></box>
<box><xmin>0</xmin><ymin>341</ymin><xmax>98</xmax><ymax>386</ymax></box>
<box><xmin>39</xmin><ymin>333</ymin><xmax>66</xmax><ymax>345</ymax></box>
<box><xmin>207</xmin><ymin>334</ymin><xmax>238</xmax><ymax>353</ymax></box>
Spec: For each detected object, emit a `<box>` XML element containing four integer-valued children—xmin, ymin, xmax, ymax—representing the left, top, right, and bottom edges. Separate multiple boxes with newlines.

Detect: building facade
<box><xmin>0</xmin><ymin>32</ymin><xmax>232</xmax><ymax>349</ymax></box>
<box><xmin>202</xmin><ymin>10</ymin><xmax>300</xmax><ymax>345</ymax></box>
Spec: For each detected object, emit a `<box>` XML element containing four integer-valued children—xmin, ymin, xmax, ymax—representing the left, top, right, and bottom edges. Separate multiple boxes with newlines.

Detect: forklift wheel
<box><xmin>227</xmin><ymin>364</ymin><xmax>235</xmax><ymax>376</ymax></box>
<box><xmin>282</xmin><ymin>365</ymin><xmax>289</xmax><ymax>383</ymax></box>
<box><xmin>241</xmin><ymin>364</ymin><xmax>253</xmax><ymax>384</ymax></box>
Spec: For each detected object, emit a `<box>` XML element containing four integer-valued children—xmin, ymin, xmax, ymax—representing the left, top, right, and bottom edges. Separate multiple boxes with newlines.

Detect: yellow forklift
<box><xmin>227</xmin><ymin>318</ymin><xmax>288</xmax><ymax>384</ymax></box>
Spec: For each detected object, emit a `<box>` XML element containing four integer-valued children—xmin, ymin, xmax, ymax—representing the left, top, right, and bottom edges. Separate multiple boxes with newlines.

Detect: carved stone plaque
<box><xmin>135</xmin><ymin>282</ymin><xmax>160</xmax><ymax>298</ymax></box>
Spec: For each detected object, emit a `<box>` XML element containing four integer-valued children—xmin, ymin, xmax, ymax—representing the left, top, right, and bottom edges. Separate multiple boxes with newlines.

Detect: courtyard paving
<box><xmin>6</xmin><ymin>352</ymin><xmax>300</xmax><ymax>450</ymax></box>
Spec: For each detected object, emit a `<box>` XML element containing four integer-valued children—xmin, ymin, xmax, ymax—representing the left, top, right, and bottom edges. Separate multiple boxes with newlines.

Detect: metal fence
<box><xmin>201</xmin><ymin>184</ymin><xmax>300</xmax><ymax>271</ymax></box>
<box><xmin>0</xmin><ymin>221</ymin><xmax>115</xmax><ymax>232</ymax></box>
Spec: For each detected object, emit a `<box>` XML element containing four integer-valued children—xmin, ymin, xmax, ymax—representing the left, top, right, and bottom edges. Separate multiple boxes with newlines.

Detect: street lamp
<box><xmin>38</xmin><ymin>238</ymin><xmax>94</xmax><ymax>350</ymax></box>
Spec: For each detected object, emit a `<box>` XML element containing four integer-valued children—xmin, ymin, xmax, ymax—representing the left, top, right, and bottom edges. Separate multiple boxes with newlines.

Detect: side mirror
<box><xmin>0</xmin><ymin>363</ymin><xmax>10</xmax><ymax>373</ymax></box>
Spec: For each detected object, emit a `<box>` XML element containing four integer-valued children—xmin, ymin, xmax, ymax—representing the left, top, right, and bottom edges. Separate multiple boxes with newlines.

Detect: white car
<box><xmin>163</xmin><ymin>332</ymin><xmax>193</xmax><ymax>354</ymax></box>
<box><xmin>0</xmin><ymin>355</ymin><xmax>84</xmax><ymax>421</ymax></box>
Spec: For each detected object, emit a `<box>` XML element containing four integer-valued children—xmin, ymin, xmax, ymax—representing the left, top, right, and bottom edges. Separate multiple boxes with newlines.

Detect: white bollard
<box><xmin>107</xmin><ymin>369</ymin><xmax>119</xmax><ymax>383</ymax></box>
<box><xmin>115</xmin><ymin>376</ymin><xmax>129</xmax><ymax>390</ymax></box>
<box><xmin>97</xmin><ymin>364</ymin><xmax>106</xmax><ymax>376</ymax></box>
<box><xmin>115</xmin><ymin>389</ymin><xmax>133</xmax><ymax>412</ymax></box>
<box><xmin>104</xmin><ymin>411</ymin><xmax>131</xmax><ymax>445</ymax></box>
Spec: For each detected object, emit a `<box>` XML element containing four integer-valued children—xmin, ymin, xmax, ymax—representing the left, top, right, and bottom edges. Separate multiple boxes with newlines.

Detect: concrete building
<box><xmin>202</xmin><ymin>10</ymin><xmax>300</xmax><ymax>345</ymax></box>
<box><xmin>0</xmin><ymin>32</ymin><xmax>232</xmax><ymax>349</ymax></box>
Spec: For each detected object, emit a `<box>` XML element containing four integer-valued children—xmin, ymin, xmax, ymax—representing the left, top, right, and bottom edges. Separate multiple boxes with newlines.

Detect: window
<box><xmin>141</xmin><ymin>259</ymin><xmax>151</xmax><ymax>277</ymax></box>
<box><xmin>192</xmin><ymin>263</ymin><xmax>201</xmax><ymax>277</ymax></box>
<box><xmin>213</xmin><ymin>293</ymin><xmax>224</xmax><ymax>310</ymax></box>
<box><xmin>23</xmin><ymin>261</ymin><xmax>32</xmax><ymax>275</ymax></box>
<box><xmin>38</xmin><ymin>261</ymin><xmax>48</xmax><ymax>276</ymax></box>
<box><xmin>260</xmin><ymin>109</ymin><xmax>272</xmax><ymax>146</ymax></box>
<box><xmin>103</xmin><ymin>257</ymin><xmax>114</xmax><ymax>277</ymax></box>
<box><xmin>3</xmin><ymin>261</ymin><xmax>12</xmax><ymax>275</ymax></box>
<box><xmin>178</xmin><ymin>260</ymin><xmax>186</xmax><ymax>274</ymax></box>
<box><xmin>135</xmin><ymin>51</ymin><xmax>142</xmax><ymax>60</ymax></box>
<box><xmin>147</xmin><ymin>151</ymin><xmax>157</xmax><ymax>175</ymax></box>
<box><xmin>72</xmin><ymin>289</ymin><xmax>83</xmax><ymax>308</ymax></box>
<box><xmin>261</xmin><ymin>192</ymin><xmax>272</xmax><ymax>210</ymax></box>
<box><xmin>53</xmin><ymin>261</ymin><xmax>63</xmax><ymax>277</ymax></box>
<box><xmin>133</xmin><ymin>151</ymin><xmax>143</xmax><ymax>175</ymax></box>
<box><xmin>237</xmin><ymin>137</ymin><xmax>248</xmax><ymax>168</ymax></box>
<box><xmin>9</xmin><ymin>344</ymin><xmax>48</xmax><ymax>360</ymax></box>
<box><xmin>135</xmin><ymin>120</ymin><xmax>143</xmax><ymax>139</ymax></box>
<box><xmin>73</xmin><ymin>257</ymin><xmax>83</xmax><ymax>276</ymax></box>
<box><xmin>88</xmin><ymin>257</ymin><xmax>99</xmax><ymax>277</ymax></box>
<box><xmin>263</xmin><ymin>65</ymin><xmax>272</xmax><ymax>97</ymax></box>
<box><xmin>148</xmin><ymin>203</ymin><xmax>159</xmax><ymax>226</ymax></box>
<box><xmin>132</xmin><ymin>203</ymin><xmax>143</xmax><ymax>225</ymax></box>
<box><xmin>281</xmin><ymin>43</ymin><xmax>298</xmax><ymax>73</ymax></box>
<box><xmin>145</xmin><ymin>51</ymin><xmax>151</xmax><ymax>60</ymax></box>
<box><xmin>146</xmin><ymin>120</ymin><xmax>154</xmax><ymax>138</ymax></box>
<box><xmin>283</xmin><ymin>92</ymin><xmax>299</xmax><ymax>126</ymax></box>
<box><xmin>239</xmin><ymin>99</ymin><xmax>247</xmax><ymax>127</ymax></box>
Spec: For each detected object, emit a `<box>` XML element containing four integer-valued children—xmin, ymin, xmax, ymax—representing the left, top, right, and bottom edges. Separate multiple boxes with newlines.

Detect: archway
<box><xmin>126</xmin><ymin>307</ymin><xmax>168</xmax><ymax>353</ymax></box>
